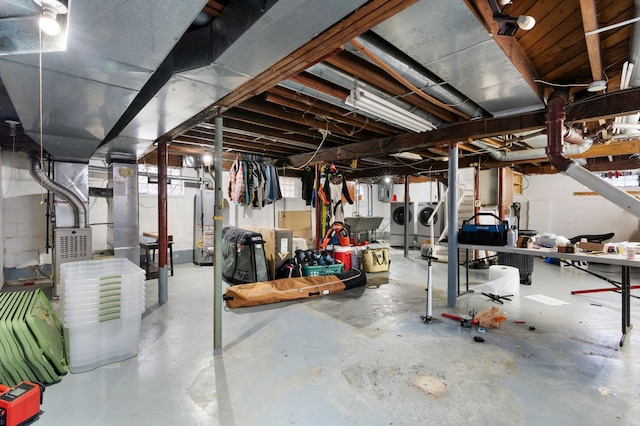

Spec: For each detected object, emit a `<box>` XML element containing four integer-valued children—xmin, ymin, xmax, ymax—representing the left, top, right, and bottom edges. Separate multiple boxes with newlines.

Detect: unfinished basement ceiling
<box><xmin>0</xmin><ymin>0</ymin><xmax>639</xmax><ymax>177</ymax></box>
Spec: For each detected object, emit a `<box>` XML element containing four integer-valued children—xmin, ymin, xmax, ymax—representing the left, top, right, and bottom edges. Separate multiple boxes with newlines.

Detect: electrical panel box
<box><xmin>378</xmin><ymin>181</ymin><xmax>393</xmax><ymax>202</ymax></box>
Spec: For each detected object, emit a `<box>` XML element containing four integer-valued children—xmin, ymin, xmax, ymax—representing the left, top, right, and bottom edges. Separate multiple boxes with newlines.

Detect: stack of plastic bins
<box><xmin>59</xmin><ymin>258</ymin><xmax>145</xmax><ymax>373</ymax></box>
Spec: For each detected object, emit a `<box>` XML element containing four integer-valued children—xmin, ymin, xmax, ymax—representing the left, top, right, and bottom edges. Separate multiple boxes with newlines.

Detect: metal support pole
<box><xmin>158</xmin><ymin>140</ymin><xmax>169</xmax><ymax>305</ymax></box>
<box><xmin>214</xmin><ymin>115</ymin><xmax>224</xmax><ymax>355</ymax></box>
<box><xmin>404</xmin><ymin>175</ymin><xmax>409</xmax><ymax>257</ymax></box>
<box><xmin>447</xmin><ymin>142</ymin><xmax>459</xmax><ymax>307</ymax></box>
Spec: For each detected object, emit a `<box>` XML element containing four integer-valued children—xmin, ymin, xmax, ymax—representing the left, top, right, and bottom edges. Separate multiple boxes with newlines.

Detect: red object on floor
<box><xmin>571</xmin><ymin>285</ymin><xmax>640</xmax><ymax>295</ymax></box>
<box><xmin>333</xmin><ymin>246</ymin><xmax>352</xmax><ymax>270</ymax></box>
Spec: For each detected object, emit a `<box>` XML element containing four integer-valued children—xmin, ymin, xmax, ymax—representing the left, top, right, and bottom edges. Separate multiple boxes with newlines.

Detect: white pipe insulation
<box><xmin>471</xmin><ymin>138</ymin><xmax>593</xmax><ymax>162</ymax></box>
<box><xmin>564</xmin><ymin>162</ymin><xmax>640</xmax><ymax>217</ymax></box>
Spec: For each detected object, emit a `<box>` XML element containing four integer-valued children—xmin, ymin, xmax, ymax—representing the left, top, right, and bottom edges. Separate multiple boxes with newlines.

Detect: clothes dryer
<box><xmin>416</xmin><ymin>202</ymin><xmax>444</xmax><ymax>242</ymax></box>
<box><xmin>390</xmin><ymin>202</ymin><xmax>414</xmax><ymax>246</ymax></box>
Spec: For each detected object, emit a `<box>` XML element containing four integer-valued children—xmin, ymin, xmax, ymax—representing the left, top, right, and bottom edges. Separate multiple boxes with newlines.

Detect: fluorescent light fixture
<box><xmin>34</xmin><ymin>0</ymin><xmax>68</xmax><ymax>36</ymax></box>
<box><xmin>345</xmin><ymin>88</ymin><xmax>435</xmax><ymax>133</ymax></box>
<box><xmin>587</xmin><ymin>80</ymin><xmax>607</xmax><ymax>92</ymax></box>
<box><xmin>391</xmin><ymin>152</ymin><xmax>423</xmax><ymax>161</ymax></box>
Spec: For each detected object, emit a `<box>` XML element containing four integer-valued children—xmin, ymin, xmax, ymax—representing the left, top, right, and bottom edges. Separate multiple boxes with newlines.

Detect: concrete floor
<box><xmin>35</xmin><ymin>248</ymin><xmax>640</xmax><ymax>425</ymax></box>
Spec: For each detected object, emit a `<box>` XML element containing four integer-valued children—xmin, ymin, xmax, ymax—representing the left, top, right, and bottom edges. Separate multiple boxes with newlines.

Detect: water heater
<box><xmin>194</xmin><ymin>189</ymin><xmax>215</xmax><ymax>265</ymax></box>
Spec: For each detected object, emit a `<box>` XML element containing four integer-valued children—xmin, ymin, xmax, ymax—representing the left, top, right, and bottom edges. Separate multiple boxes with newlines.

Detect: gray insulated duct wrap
<box><xmin>30</xmin><ymin>153</ymin><xmax>87</xmax><ymax>229</ymax></box>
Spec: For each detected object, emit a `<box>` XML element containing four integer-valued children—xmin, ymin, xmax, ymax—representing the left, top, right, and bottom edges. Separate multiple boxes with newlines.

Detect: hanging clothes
<box><xmin>228</xmin><ymin>156</ymin><xmax>246</xmax><ymax>204</ymax></box>
<box><xmin>227</xmin><ymin>155</ymin><xmax>283</xmax><ymax>209</ymax></box>
<box><xmin>319</xmin><ymin>164</ymin><xmax>353</xmax><ymax>224</ymax></box>
<box><xmin>301</xmin><ymin>168</ymin><xmax>315</xmax><ymax>205</ymax></box>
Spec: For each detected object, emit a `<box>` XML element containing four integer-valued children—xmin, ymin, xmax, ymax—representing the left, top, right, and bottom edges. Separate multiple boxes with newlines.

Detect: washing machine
<box><xmin>390</xmin><ymin>202</ymin><xmax>414</xmax><ymax>247</ymax></box>
<box><xmin>416</xmin><ymin>202</ymin><xmax>444</xmax><ymax>242</ymax></box>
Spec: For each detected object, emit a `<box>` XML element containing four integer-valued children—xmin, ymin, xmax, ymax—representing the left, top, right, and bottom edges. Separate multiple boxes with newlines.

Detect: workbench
<box><xmin>140</xmin><ymin>236</ymin><xmax>174</xmax><ymax>280</ymax></box>
<box><xmin>458</xmin><ymin>243</ymin><xmax>637</xmax><ymax>346</ymax></box>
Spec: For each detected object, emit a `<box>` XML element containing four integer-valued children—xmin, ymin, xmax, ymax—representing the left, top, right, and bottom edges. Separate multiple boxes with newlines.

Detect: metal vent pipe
<box><xmin>29</xmin><ymin>153</ymin><xmax>87</xmax><ymax>229</ymax></box>
<box><xmin>545</xmin><ymin>91</ymin><xmax>640</xmax><ymax>218</ymax></box>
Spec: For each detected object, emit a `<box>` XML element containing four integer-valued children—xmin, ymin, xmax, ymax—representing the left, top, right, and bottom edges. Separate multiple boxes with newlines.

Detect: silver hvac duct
<box><xmin>353</xmin><ymin>32</ymin><xmax>487</xmax><ymax>119</ymax></box>
<box><xmin>546</xmin><ymin>91</ymin><xmax>640</xmax><ymax>218</ymax></box>
<box><xmin>29</xmin><ymin>153</ymin><xmax>87</xmax><ymax>229</ymax></box>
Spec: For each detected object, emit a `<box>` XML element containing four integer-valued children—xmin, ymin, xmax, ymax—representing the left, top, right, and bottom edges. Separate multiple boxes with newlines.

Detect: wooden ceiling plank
<box><xmin>267</xmin><ymin>86</ymin><xmax>398</xmax><ymax>134</ymax></box>
<box><xmin>239</xmin><ymin>98</ymin><xmax>379</xmax><ymax>140</ymax></box>
<box><xmin>579</xmin><ymin>0</ymin><xmax>604</xmax><ymax>82</ymax></box>
<box><xmin>263</xmin><ymin>91</ymin><xmax>396</xmax><ymax>135</ymax></box>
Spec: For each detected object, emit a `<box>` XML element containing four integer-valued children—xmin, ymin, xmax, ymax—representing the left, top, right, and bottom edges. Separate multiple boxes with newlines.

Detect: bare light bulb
<box><xmin>40</xmin><ymin>8</ymin><xmax>60</xmax><ymax>35</ymax></box>
<box><xmin>517</xmin><ymin>15</ymin><xmax>536</xmax><ymax>31</ymax></box>
<box><xmin>202</xmin><ymin>152</ymin><xmax>213</xmax><ymax>166</ymax></box>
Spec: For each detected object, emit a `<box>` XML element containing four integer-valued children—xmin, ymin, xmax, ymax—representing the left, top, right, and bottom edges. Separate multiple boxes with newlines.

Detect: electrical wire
<box><xmin>39</xmin><ymin>24</ymin><xmax>45</xmax><ymax>204</ymax></box>
<box><xmin>533</xmin><ymin>79</ymin><xmax>590</xmax><ymax>88</ymax></box>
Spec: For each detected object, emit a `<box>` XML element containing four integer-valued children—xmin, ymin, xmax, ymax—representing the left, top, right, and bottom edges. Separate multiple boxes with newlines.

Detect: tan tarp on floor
<box><xmin>224</xmin><ymin>275</ymin><xmax>346</xmax><ymax>308</ymax></box>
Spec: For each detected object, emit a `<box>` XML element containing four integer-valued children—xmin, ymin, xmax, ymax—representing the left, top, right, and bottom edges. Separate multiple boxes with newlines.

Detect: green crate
<box><xmin>302</xmin><ymin>264</ymin><xmax>344</xmax><ymax>277</ymax></box>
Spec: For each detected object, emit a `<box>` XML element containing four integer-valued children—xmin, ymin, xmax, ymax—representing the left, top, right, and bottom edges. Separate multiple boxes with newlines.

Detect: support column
<box><xmin>158</xmin><ymin>140</ymin><xmax>169</xmax><ymax>305</ymax></box>
<box><xmin>403</xmin><ymin>175</ymin><xmax>409</xmax><ymax>257</ymax></box>
<box><xmin>214</xmin><ymin>115</ymin><xmax>224</xmax><ymax>355</ymax></box>
<box><xmin>447</xmin><ymin>142</ymin><xmax>459</xmax><ymax>307</ymax></box>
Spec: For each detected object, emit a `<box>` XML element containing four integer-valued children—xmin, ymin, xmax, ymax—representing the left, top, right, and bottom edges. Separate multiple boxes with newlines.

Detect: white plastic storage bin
<box><xmin>59</xmin><ymin>258</ymin><xmax>145</xmax><ymax>372</ymax></box>
<box><xmin>64</xmin><ymin>314</ymin><xmax>142</xmax><ymax>373</ymax></box>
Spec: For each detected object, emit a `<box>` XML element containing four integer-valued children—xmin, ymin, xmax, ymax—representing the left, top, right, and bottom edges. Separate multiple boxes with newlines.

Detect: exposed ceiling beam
<box><xmin>579</xmin><ymin>0</ymin><xmax>604</xmax><ymax>82</ymax></box>
<box><xmin>166</xmin><ymin>0</ymin><xmax>419</xmax><ymax>139</ymax></box>
<box><xmin>464</xmin><ymin>0</ymin><xmax>544</xmax><ymax>101</ymax></box>
<box><xmin>284</xmin><ymin>87</ymin><xmax>640</xmax><ymax>167</ymax></box>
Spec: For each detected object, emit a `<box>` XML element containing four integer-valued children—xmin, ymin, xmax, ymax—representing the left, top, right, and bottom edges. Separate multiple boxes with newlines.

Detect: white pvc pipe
<box><xmin>474</xmin><ymin>138</ymin><xmax>593</xmax><ymax>162</ymax></box>
<box><xmin>565</xmin><ymin>162</ymin><xmax>640</xmax><ymax>218</ymax></box>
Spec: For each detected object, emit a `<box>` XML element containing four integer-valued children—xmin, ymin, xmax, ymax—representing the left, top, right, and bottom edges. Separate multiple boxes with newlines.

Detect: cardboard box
<box><xmin>576</xmin><ymin>241</ymin><xmax>604</xmax><ymax>252</ymax></box>
<box><xmin>278</xmin><ymin>211</ymin><xmax>312</xmax><ymax>244</ymax></box>
<box><xmin>557</xmin><ymin>244</ymin><xmax>574</xmax><ymax>253</ymax></box>
<box><xmin>242</xmin><ymin>226</ymin><xmax>293</xmax><ymax>280</ymax></box>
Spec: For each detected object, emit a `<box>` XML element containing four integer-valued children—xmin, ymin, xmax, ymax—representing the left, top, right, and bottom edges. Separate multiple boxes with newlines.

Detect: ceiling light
<box><xmin>488</xmin><ymin>0</ymin><xmax>536</xmax><ymax>36</ymax></box>
<box><xmin>345</xmin><ymin>88</ymin><xmax>435</xmax><ymax>133</ymax></box>
<box><xmin>587</xmin><ymin>80</ymin><xmax>607</xmax><ymax>92</ymax></box>
<box><xmin>34</xmin><ymin>0</ymin><xmax>68</xmax><ymax>36</ymax></box>
<box><xmin>391</xmin><ymin>152</ymin><xmax>423</xmax><ymax>161</ymax></box>
<box><xmin>202</xmin><ymin>151</ymin><xmax>213</xmax><ymax>166</ymax></box>
<box><xmin>516</xmin><ymin>15</ymin><xmax>536</xmax><ymax>31</ymax></box>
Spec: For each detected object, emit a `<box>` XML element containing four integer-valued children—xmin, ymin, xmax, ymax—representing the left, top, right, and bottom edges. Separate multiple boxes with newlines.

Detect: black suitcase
<box><xmin>498</xmin><ymin>253</ymin><xmax>534</xmax><ymax>285</ymax></box>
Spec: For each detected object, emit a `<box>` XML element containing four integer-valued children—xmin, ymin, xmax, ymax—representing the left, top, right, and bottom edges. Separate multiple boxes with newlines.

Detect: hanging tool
<box><xmin>481</xmin><ymin>292</ymin><xmax>513</xmax><ymax>304</ymax></box>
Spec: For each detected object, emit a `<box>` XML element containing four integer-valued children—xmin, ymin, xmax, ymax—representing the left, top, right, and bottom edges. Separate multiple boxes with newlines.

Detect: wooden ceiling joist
<box><xmin>166</xmin><ymin>0</ymin><xmax>419</xmax><ymax>138</ymax></box>
<box><xmin>284</xmin><ymin>87</ymin><xmax>640</xmax><ymax>167</ymax></box>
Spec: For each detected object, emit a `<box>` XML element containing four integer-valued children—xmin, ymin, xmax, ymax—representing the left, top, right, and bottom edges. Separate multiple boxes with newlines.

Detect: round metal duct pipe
<box><xmin>29</xmin><ymin>153</ymin><xmax>87</xmax><ymax>229</ymax></box>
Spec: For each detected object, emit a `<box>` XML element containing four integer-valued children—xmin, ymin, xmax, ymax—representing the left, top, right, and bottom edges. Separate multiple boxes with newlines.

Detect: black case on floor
<box><xmin>497</xmin><ymin>253</ymin><xmax>534</xmax><ymax>285</ymax></box>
